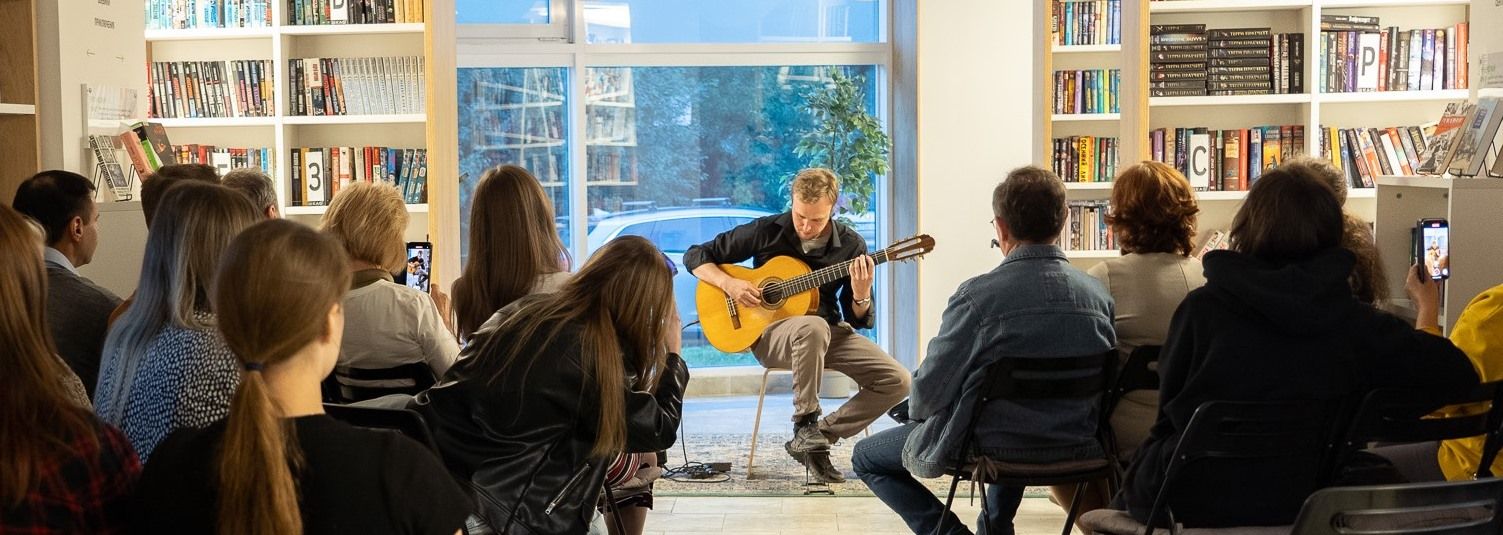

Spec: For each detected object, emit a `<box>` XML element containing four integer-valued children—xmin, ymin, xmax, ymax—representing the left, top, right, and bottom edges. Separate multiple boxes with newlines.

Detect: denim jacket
<box><xmin>902</xmin><ymin>244</ymin><xmax>1116</xmax><ymax>478</ymax></box>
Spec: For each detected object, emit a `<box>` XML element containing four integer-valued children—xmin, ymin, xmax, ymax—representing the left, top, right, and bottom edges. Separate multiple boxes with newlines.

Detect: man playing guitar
<box><xmin>683</xmin><ymin>168</ymin><xmax>911</xmax><ymax>483</ymax></box>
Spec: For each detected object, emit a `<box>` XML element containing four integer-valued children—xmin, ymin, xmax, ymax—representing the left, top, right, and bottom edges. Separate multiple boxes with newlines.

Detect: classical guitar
<box><xmin>695</xmin><ymin>234</ymin><xmax>936</xmax><ymax>353</ymax></box>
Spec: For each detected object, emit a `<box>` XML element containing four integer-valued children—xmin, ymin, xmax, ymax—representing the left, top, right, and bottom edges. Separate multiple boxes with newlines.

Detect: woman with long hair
<box><xmin>135</xmin><ymin>220</ymin><xmax>470</xmax><ymax>535</ymax></box>
<box><xmin>0</xmin><ymin>206</ymin><xmax>140</xmax><ymax>533</ymax></box>
<box><xmin>453</xmin><ymin>165</ymin><xmax>570</xmax><ymax>342</ymax></box>
<box><xmin>322</xmin><ymin>182</ymin><xmax>460</xmax><ymax>397</ymax></box>
<box><xmin>93</xmin><ymin>182</ymin><xmax>259</xmax><ymax>460</ymax></box>
<box><xmin>1279</xmin><ymin>155</ymin><xmax>1388</xmax><ymax>304</ymax></box>
<box><xmin>414</xmin><ymin>236</ymin><xmax>689</xmax><ymax>535</ymax></box>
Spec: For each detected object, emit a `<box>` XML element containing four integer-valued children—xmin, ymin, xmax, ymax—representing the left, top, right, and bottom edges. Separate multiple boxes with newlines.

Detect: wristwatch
<box><xmin>853</xmin><ymin>296</ymin><xmax>872</xmax><ymax>306</ymax></box>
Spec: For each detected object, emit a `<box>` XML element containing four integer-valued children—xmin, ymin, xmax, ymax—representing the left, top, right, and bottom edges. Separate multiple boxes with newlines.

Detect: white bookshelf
<box><xmin>1149</xmin><ymin>0</ymin><xmax>1313</xmax><ymax>13</ymax></box>
<box><xmin>1375</xmin><ymin>177</ymin><xmax>1503</xmax><ymax>333</ymax></box>
<box><xmin>0</xmin><ymin>104</ymin><xmax>36</xmax><ymax>115</ymax></box>
<box><xmin>1151</xmin><ymin>94</ymin><xmax>1313</xmax><ymax>107</ymax></box>
<box><xmin>1064</xmin><ymin>182</ymin><xmax>1116</xmax><ymax>190</ymax></box>
<box><xmin>144</xmin><ymin>6</ymin><xmax>431</xmax><ymax>240</ymax></box>
<box><xmin>1316</xmin><ymin>89</ymin><xmax>1470</xmax><ymax>104</ymax></box>
<box><xmin>1065</xmin><ymin>250</ymin><xmax>1123</xmax><ymax>259</ymax></box>
<box><xmin>1053</xmin><ymin>113</ymin><xmax>1122</xmax><ymax>122</ymax></box>
<box><xmin>1054</xmin><ymin>44</ymin><xmax>1124</xmax><ymax>54</ymax></box>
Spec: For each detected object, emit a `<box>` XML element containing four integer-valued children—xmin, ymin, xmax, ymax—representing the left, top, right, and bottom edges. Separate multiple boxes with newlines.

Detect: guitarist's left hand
<box><xmin>849</xmin><ymin>255</ymin><xmax>875</xmax><ymax>301</ymax></box>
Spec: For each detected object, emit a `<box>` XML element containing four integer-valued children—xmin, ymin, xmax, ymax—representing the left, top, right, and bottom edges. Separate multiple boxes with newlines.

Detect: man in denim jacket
<box><xmin>853</xmin><ymin>166</ymin><xmax>1115</xmax><ymax>535</ymax></box>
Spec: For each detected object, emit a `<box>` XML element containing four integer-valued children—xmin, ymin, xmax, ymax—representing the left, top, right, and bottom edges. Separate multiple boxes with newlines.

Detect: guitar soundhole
<box><xmin>760</xmin><ymin>279</ymin><xmax>784</xmax><ymax>309</ymax></box>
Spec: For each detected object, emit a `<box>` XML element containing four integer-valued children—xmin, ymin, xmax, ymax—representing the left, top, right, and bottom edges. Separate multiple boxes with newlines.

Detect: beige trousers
<box><xmin>751</xmin><ymin>316</ymin><xmax>911</xmax><ymax>440</ymax></box>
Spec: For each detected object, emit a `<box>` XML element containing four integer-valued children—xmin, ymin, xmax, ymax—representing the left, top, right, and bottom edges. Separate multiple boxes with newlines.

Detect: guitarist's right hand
<box><xmin>722</xmin><ymin>278</ymin><xmax>763</xmax><ymax>308</ymax></box>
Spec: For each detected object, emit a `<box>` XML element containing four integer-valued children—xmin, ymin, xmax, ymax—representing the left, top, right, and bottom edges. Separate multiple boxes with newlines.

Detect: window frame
<box><xmin>454</xmin><ymin>0</ymin><xmax>570</xmax><ymax>41</ymax></box>
<box><xmin>455</xmin><ymin>0</ymin><xmax>904</xmax><ymax>367</ymax></box>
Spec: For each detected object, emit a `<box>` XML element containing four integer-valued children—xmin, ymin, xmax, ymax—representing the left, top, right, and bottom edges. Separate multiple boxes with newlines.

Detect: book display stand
<box><xmin>89</xmin><ymin>135</ymin><xmax>138</xmax><ymax>202</ymax></box>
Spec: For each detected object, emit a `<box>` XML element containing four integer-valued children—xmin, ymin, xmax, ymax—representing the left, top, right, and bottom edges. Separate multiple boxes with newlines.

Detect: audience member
<box><xmin>1051</xmin><ymin>161</ymin><xmax>1205</xmax><ymax>520</ymax></box>
<box><xmin>221</xmin><ymin>168</ymin><xmax>281</xmax><ymax>219</ymax></box>
<box><xmin>453</xmin><ymin>165</ymin><xmax>571</xmax><ymax>342</ymax></box>
<box><xmin>140</xmin><ymin>163</ymin><xmax>220</xmax><ymax>226</ymax></box>
<box><xmin>1115</xmin><ymin>166</ymin><xmax>1477</xmax><ymax>527</ymax></box>
<box><xmin>852</xmin><ymin>167</ymin><xmax>1115</xmax><ymax>535</ymax></box>
<box><xmin>321</xmin><ymin>183</ymin><xmax>460</xmax><ymax>390</ymax></box>
<box><xmin>93</xmin><ymin>182</ymin><xmax>259</xmax><ymax>461</ymax></box>
<box><xmin>135</xmin><ymin>220</ymin><xmax>470</xmax><ymax>534</ymax></box>
<box><xmin>12</xmin><ymin>170</ymin><xmax>123</xmax><ymax>395</ymax></box>
<box><xmin>0</xmin><ymin>206</ymin><xmax>140</xmax><ymax>533</ymax></box>
<box><xmin>1283</xmin><ymin>156</ymin><xmax>1388</xmax><ymax>304</ymax></box>
<box><xmin>1368</xmin><ymin>272</ymin><xmax>1503</xmax><ymax>483</ymax></box>
<box><xmin>413</xmin><ymin>236</ymin><xmax>688</xmax><ymax>535</ymax></box>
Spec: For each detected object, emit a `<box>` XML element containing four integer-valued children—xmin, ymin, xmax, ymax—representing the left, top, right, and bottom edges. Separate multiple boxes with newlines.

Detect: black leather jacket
<box><xmin>411</xmin><ymin>315</ymin><xmax>689</xmax><ymax>535</ymax></box>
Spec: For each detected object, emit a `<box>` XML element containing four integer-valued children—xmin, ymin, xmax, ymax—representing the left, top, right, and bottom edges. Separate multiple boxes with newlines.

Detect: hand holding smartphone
<box><xmin>1410</xmin><ymin>219</ymin><xmax>1450</xmax><ymax>281</ymax></box>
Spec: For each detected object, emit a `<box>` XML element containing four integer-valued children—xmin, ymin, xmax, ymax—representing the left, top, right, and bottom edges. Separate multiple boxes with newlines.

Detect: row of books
<box><xmin>289</xmin><ymin>146</ymin><xmax>428</xmax><ymax>206</ymax></box>
<box><xmin>114</xmin><ymin>122</ymin><xmax>178</xmax><ymax>178</ymax></box>
<box><xmin>1408</xmin><ymin>99</ymin><xmax>1503</xmax><ymax>178</ymax></box>
<box><xmin>146</xmin><ymin>0</ymin><xmax>272</xmax><ymax>30</ymax></box>
<box><xmin>148</xmin><ymin>60</ymin><xmax>276</xmax><ymax>119</ymax></box>
<box><xmin>1318</xmin><ymin>25</ymin><xmax>1469</xmax><ymax>93</ymax></box>
<box><xmin>171</xmin><ymin>145</ymin><xmax>275</xmax><ymax>177</ymax></box>
<box><xmin>1051</xmin><ymin>0</ymin><xmax>1121</xmax><ymax>46</ymax></box>
<box><xmin>1052</xmin><ymin>136</ymin><xmax>1119</xmax><ymax>183</ymax></box>
<box><xmin>1062</xmin><ymin>201</ymin><xmax>1116</xmax><ymax>252</ymax></box>
<box><xmin>1053</xmin><ymin>69</ymin><xmax>1120</xmax><ymax>115</ymax></box>
<box><xmin>1149</xmin><ymin>25</ymin><xmax>1305</xmax><ymax>96</ymax></box>
<box><xmin>288</xmin><ymin>56</ymin><xmax>425</xmax><ymax>116</ymax></box>
<box><xmin>1150</xmin><ymin>124</ymin><xmax>1307</xmax><ymax>191</ymax></box>
<box><xmin>1317</xmin><ymin>126</ymin><xmax>1429</xmax><ymax>189</ymax></box>
<box><xmin>286</xmin><ymin>0</ymin><xmax>426</xmax><ymax>25</ymax></box>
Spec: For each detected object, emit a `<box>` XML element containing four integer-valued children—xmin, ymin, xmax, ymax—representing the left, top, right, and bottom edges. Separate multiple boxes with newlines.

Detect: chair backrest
<box><xmin>322</xmin><ymin>403</ymin><xmax>441</xmax><ymax>454</ymax></box>
<box><xmin>976</xmin><ymin>350</ymin><xmax>1117</xmax><ymax>404</ymax></box>
<box><xmin>1291</xmin><ymin>479</ymin><xmax>1503</xmax><ymax>535</ymax></box>
<box><xmin>1337</xmin><ymin>381</ymin><xmax>1503</xmax><ymax>478</ymax></box>
<box><xmin>1102</xmin><ymin>345</ymin><xmax>1160</xmax><ymax>418</ymax></box>
<box><xmin>329</xmin><ymin>362</ymin><xmax>439</xmax><ymax>404</ymax></box>
<box><xmin>1145</xmin><ymin>400</ymin><xmax>1342</xmax><ymax>529</ymax></box>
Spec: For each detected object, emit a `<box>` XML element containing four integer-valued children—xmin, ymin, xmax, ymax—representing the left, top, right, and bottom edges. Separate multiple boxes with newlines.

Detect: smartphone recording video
<box><xmin>405</xmin><ymin>242</ymin><xmax>433</xmax><ymax>293</ymax></box>
<box><xmin>1413</xmin><ymin>219</ymin><xmax>1449</xmax><ymax>281</ymax></box>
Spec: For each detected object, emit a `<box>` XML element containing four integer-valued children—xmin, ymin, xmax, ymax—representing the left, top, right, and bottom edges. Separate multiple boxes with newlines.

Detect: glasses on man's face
<box><xmin>987</xmin><ymin>218</ymin><xmax>1000</xmax><ymax>248</ymax></box>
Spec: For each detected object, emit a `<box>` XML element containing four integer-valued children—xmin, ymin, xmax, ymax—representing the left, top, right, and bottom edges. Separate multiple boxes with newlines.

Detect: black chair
<box><xmin>324</xmin><ymin>362</ymin><xmax>438</xmax><ymax>404</ymax></box>
<box><xmin>934</xmin><ymin>350</ymin><xmax>1118</xmax><ymax>535</ymax></box>
<box><xmin>1290</xmin><ymin>479</ymin><xmax>1503</xmax><ymax>535</ymax></box>
<box><xmin>1101</xmin><ymin>345</ymin><xmax>1161</xmax><ymax>456</ymax></box>
<box><xmin>1138</xmin><ymin>400</ymin><xmax>1343</xmax><ymax>534</ymax></box>
<box><xmin>322</xmin><ymin>403</ymin><xmax>440</xmax><ymax>454</ymax></box>
<box><xmin>1335</xmin><ymin>381</ymin><xmax>1503</xmax><ymax>481</ymax></box>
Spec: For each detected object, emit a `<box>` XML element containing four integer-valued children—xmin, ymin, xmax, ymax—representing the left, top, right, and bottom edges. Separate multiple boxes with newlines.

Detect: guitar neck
<box><xmin>777</xmin><ymin>249</ymin><xmax>891</xmax><ymax>296</ymax></box>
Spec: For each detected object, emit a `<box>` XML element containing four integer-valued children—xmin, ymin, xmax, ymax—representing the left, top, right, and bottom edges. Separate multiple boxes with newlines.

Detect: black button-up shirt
<box><xmin>683</xmin><ymin>212</ymin><xmax>873</xmax><ymax>329</ymax></box>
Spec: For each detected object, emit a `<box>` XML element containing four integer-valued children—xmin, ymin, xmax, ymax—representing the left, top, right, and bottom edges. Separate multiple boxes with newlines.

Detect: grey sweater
<box><xmin>45</xmin><ymin>260</ymin><xmax>123</xmax><ymax>397</ymax></box>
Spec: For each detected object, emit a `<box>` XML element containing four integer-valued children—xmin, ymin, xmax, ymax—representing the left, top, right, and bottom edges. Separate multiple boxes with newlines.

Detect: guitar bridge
<box><xmin>726</xmin><ymin>298</ymin><xmax>742</xmax><ymax>330</ymax></box>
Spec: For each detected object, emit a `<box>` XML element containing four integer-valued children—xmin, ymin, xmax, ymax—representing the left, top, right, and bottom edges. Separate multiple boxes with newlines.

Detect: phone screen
<box><xmin>405</xmin><ymin>242</ymin><xmax>433</xmax><ymax>293</ymax></box>
<box><xmin>1415</xmin><ymin>220</ymin><xmax>1450</xmax><ymax>280</ymax></box>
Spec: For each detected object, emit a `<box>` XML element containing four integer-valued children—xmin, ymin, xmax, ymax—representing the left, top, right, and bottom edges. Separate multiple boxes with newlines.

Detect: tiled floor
<box><xmin>644</xmin><ymin>496</ymin><xmax>1075</xmax><ymax>534</ymax></box>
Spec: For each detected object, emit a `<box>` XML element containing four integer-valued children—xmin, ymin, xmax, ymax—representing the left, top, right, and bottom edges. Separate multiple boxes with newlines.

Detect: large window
<box><xmin>457</xmin><ymin>1</ymin><xmax>892</xmax><ymax>368</ymax></box>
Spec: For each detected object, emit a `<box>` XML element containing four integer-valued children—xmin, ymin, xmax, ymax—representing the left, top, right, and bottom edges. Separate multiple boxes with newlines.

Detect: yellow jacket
<box><xmin>1433</xmin><ymin>284</ymin><xmax>1503</xmax><ymax>480</ymax></box>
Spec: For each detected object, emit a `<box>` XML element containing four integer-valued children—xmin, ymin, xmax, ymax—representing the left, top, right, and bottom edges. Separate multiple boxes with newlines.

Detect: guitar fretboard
<box><xmin>766</xmin><ymin>248</ymin><xmax>893</xmax><ymax>299</ymax></box>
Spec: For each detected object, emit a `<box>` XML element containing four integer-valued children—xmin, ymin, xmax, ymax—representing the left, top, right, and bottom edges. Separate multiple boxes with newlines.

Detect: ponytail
<box><xmin>217</xmin><ymin>367</ymin><xmax>302</xmax><ymax>535</ymax></box>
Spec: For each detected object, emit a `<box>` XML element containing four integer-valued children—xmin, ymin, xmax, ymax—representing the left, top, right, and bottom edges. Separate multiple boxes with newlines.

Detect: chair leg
<box><xmin>747</xmin><ymin>369</ymin><xmax>772</xmax><ymax>477</ymax></box>
<box><xmin>1062</xmin><ymin>481</ymin><xmax>1087</xmax><ymax>535</ymax></box>
<box><xmin>933</xmin><ymin>475</ymin><xmax>961</xmax><ymax>535</ymax></box>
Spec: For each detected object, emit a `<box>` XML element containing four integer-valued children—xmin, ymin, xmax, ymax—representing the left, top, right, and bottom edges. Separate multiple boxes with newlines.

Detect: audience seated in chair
<box><xmin>1111</xmin><ymin>165</ymin><xmax>1477</xmax><ymax>528</ymax></box>
<box><xmin>412</xmin><ymin>236</ymin><xmax>688</xmax><ymax>535</ymax></box>
<box><xmin>107</xmin><ymin>162</ymin><xmax>223</xmax><ymax>328</ymax></box>
<box><xmin>93</xmin><ymin>182</ymin><xmax>260</xmax><ymax>461</ymax></box>
<box><xmin>1370</xmin><ymin>274</ymin><xmax>1503</xmax><ymax>482</ymax></box>
<box><xmin>221</xmin><ymin>167</ymin><xmax>281</xmax><ymax>220</ymax></box>
<box><xmin>452</xmin><ymin>164</ymin><xmax>572</xmax><ymax>344</ymax></box>
<box><xmin>134</xmin><ymin>219</ymin><xmax>470</xmax><ymax>534</ymax></box>
<box><xmin>0</xmin><ymin>206</ymin><xmax>140</xmax><ymax>533</ymax></box>
<box><xmin>851</xmin><ymin>166</ymin><xmax>1115</xmax><ymax>535</ymax></box>
<box><xmin>1052</xmin><ymin>161</ymin><xmax>1207</xmax><ymax>521</ymax></box>
<box><xmin>321</xmin><ymin>183</ymin><xmax>460</xmax><ymax>401</ymax></box>
<box><xmin>12</xmin><ymin>170</ymin><xmax>124</xmax><ymax>397</ymax></box>
<box><xmin>1285</xmin><ymin>156</ymin><xmax>1389</xmax><ymax>306</ymax></box>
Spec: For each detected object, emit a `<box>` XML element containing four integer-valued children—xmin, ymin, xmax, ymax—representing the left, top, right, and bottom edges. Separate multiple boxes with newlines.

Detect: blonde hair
<box><xmin>792</xmin><ymin>168</ymin><xmax>840</xmax><ymax>204</ymax></box>
<box><xmin>97</xmin><ymin>182</ymin><xmax>260</xmax><ymax>423</ymax></box>
<box><xmin>467</xmin><ymin>236</ymin><xmax>675</xmax><ymax>457</ymax></box>
<box><xmin>0</xmin><ymin>206</ymin><xmax>103</xmax><ymax>506</ymax></box>
<box><xmin>321</xmin><ymin>182</ymin><xmax>409</xmax><ymax>271</ymax></box>
<box><xmin>212</xmin><ymin>220</ymin><xmax>350</xmax><ymax>535</ymax></box>
<box><xmin>454</xmin><ymin>165</ymin><xmax>569</xmax><ymax>339</ymax></box>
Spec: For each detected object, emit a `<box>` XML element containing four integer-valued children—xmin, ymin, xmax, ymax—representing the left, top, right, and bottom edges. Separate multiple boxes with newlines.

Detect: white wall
<box><xmin>913</xmin><ymin>0</ymin><xmax>1036</xmax><ymax>355</ymax></box>
<box><xmin>35</xmin><ymin>0</ymin><xmax>147</xmax><ymax>173</ymax></box>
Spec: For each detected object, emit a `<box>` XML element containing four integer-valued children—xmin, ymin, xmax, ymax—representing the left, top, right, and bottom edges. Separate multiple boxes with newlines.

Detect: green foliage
<box><xmin>794</xmin><ymin>70</ymin><xmax>891</xmax><ymax>216</ymax></box>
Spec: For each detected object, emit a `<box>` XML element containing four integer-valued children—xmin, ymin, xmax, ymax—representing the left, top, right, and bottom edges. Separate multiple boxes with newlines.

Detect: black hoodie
<box><xmin>1123</xmin><ymin>248</ymin><xmax>1477</xmax><ymax>527</ymax></box>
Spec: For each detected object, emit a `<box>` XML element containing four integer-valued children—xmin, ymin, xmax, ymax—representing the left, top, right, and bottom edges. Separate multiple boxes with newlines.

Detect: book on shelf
<box><xmin>148</xmin><ymin>60</ymin><xmax>275</xmax><ymax>119</ymax></box>
<box><xmin>146</xmin><ymin>0</ymin><xmax>271</xmax><ymax>30</ymax></box>
<box><xmin>1051</xmin><ymin>0</ymin><xmax>1120</xmax><ymax>47</ymax></box>
<box><xmin>1150</xmin><ymin>24</ymin><xmax>1208</xmax><ymax>97</ymax></box>
<box><xmin>1062</xmin><ymin>200</ymin><xmax>1115</xmax><ymax>252</ymax></box>
<box><xmin>1319</xmin><ymin>125</ymin><xmax>1431</xmax><ymax>188</ymax></box>
<box><xmin>1053</xmin><ymin>136</ymin><xmax>1118</xmax><ymax>183</ymax></box>
<box><xmin>171</xmin><ymin>145</ymin><xmax>273</xmax><ymax>176</ymax></box>
<box><xmin>1151</xmin><ymin>124</ymin><xmax>1305</xmax><ymax>191</ymax></box>
<box><xmin>1445</xmin><ymin>98</ymin><xmax>1503</xmax><ymax>178</ymax></box>
<box><xmin>289</xmin><ymin>56</ymin><xmax>425</xmax><ymax>116</ymax></box>
<box><xmin>1053</xmin><ymin>69</ymin><xmax>1119</xmax><ymax>114</ymax></box>
<box><xmin>1415</xmin><ymin>101</ymin><xmax>1471</xmax><ymax>175</ymax></box>
<box><xmin>1319</xmin><ymin>20</ymin><xmax>1467</xmax><ymax>93</ymax></box>
<box><xmin>119</xmin><ymin>122</ymin><xmax>179</xmax><ymax>177</ymax></box>
<box><xmin>288</xmin><ymin>146</ymin><xmax>428</xmax><ymax>206</ymax></box>
<box><xmin>286</xmin><ymin>0</ymin><xmax>425</xmax><ymax>25</ymax></box>
<box><xmin>1148</xmin><ymin>26</ymin><xmax>1304</xmax><ymax>96</ymax></box>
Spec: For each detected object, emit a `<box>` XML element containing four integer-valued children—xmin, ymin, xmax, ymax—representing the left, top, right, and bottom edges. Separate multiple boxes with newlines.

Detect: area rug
<box><xmin>655</xmin><ymin>433</ymin><xmax>1054</xmax><ymax>499</ymax></box>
